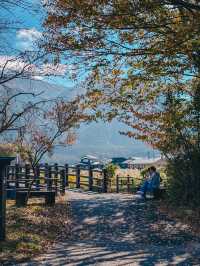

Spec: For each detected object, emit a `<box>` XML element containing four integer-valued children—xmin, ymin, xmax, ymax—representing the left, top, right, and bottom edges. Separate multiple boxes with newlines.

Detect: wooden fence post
<box><xmin>116</xmin><ymin>175</ymin><xmax>119</xmax><ymax>193</ymax></box>
<box><xmin>19</xmin><ymin>165</ymin><xmax>23</xmax><ymax>186</ymax></box>
<box><xmin>15</xmin><ymin>164</ymin><xmax>20</xmax><ymax>189</ymax></box>
<box><xmin>48</xmin><ymin>166</ymin><xmax>53</xmax><ymax>191</ymax></box>
<box><xmin>76</xmin><ymin>165</ymin><xmax>80</xmax><ymax>188</ymax></box>
<box><xmin>0</xmin><ymin>176</ymin><xmax>6</xmax><ymax>241</ymax></box>
<box><xmin>44</xmin><ymin>163</ymin><xmax>48</xmax><ymax>190</ymax></box>
<box><xmin>35</xmin><ymin>165</ymin><xmax>40</xmax><ymax>190</ymax></box>
<box><xmin>12</xmin><ymin>166</ymin><xmax>15</xmax><ymax>182</ymax></box>
<box><xmin>89</xmin><ymin>166</ymin><xmax>93</xmax><ymax>191</ymax></box>
<box><xmin>65</xmin><ymin>164</ymin><xmax>69</xmax><ymax>187</ymax></box>
<box><xmin>6</xmin><ymin>166</ymin><xmax>10</xmax><ymax>189</ymax></box>
<box><xmin>103</xmin><ymin>169</ymin><xmax>107</xmax><ymax>193</ymax></box>
<box><xmin>127</xmin><ymin>175</ymin><xmax>130</xmax><ymax>193</ymax></box>
<box><xmin>25</xmin><ymin>164</ymin><xmax>30</xmax><ymax>189</ymax></box>
<box><xmin>54</xmin><ymin>163</ymin><xmax>58</xmax><ymax>195</ymax></box>
<box><xmin>7</xmin><ymin>166</ymin><xmax>14</xmax><ymax>189</ymax></box>
<box><xmin>60</xmin><ymin>169</ymin><xmax>66</xmax><ymax>195</ymax></box>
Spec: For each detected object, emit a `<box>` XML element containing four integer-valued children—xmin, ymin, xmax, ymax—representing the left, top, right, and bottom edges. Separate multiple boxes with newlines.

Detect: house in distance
<box><xmin>121</xmin><ymin>157</ymin><xmax>166</xmax><ymax>169</ymax></box>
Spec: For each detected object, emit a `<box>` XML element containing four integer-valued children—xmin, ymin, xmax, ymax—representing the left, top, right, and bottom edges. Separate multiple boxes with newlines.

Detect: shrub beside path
<box><xmin>20</xmin><ymin>190</ymin><xmax>200</xmax><ymax>266</ymax></box>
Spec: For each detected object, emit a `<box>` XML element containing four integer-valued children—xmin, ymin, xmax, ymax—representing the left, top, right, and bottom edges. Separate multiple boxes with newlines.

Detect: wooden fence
<box><xmin>1</xmin><ymin>163</ymin><xmax>138</xmax><ymax>241</ymax></box>
<box><xmin>6</xmin><ymin>164</ymin><xmax>137</xmax><ymax>196</ymax></box>
<box><xmin>6</xmin><ymin>164</ymin><xmax>105</xmax><ymax>196</ymax></box>
<box><xmin>7</xmin><ymin>163</ymin><xmax>67</xmax><ymax>197</ymax></box>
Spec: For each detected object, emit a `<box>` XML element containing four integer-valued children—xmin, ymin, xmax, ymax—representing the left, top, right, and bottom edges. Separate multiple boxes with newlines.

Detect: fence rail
<box><xmin>6</xmin><ymin>164</ymin><xmax>137</xmax><ymax>196</ymax></box>
<box><xmin>1</xmin><ymin>163</ymin><xmax>138</xmax><ymax>241</ymax></box>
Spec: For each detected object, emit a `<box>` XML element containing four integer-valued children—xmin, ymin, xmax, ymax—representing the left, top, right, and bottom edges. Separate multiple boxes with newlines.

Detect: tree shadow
<box><xmin>27</xmin><ymin>191</ymin><xmax>200</xmax><ymax>265</ymax></box>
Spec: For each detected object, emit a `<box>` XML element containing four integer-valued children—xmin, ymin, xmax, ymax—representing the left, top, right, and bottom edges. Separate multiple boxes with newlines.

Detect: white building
<box><xmin>121</xmin><ymin>157</ymin><xmax>166</xmax><ymax>169</ymax></box>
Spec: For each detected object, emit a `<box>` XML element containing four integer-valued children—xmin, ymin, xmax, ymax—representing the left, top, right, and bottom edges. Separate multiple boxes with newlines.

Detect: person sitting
<box><xmin>138</xmin><ymin>166</ymin><xmax>161</xmax><ymax>199</ymax></box>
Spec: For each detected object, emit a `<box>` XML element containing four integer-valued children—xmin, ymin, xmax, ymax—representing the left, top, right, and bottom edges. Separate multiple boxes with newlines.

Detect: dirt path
<box><xmin>20</xmin><ymin>190</ymin><xmax>200</xmax><ymax>266</ymax></box>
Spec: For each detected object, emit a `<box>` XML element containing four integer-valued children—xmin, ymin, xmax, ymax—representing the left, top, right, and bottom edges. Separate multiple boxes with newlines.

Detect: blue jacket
<box><xmin>150</xmin><ymin>172</ymin><xmax>160</xmax><ymax>189</ymax></box>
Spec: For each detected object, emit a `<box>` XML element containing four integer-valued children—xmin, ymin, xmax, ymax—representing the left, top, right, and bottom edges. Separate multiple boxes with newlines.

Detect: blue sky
<box><xmin>1</xmin><ymin>1</ymin><xmax>42</xmax><ymax>50</ymax></box>
<box><xmin>0</xmin><ymin>1</ymin><xmax>157</xmax><ymax>161</ymax></box>
<box><xmin>1</xmin><ymin>1</ymin><xmax>78</xmax><ymax>87</ymax></box>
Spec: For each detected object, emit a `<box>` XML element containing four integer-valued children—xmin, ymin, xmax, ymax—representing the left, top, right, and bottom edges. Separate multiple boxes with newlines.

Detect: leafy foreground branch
<box><xmin>0</xmin><ymin>196</ymin><xmax>72</xmax><ymax>264</ymax></box>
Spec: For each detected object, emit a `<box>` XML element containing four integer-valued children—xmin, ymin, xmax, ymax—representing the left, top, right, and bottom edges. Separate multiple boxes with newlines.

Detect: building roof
<box><xmin>123</xmin><ymin>157</ymin><xmax>162</xmax><ymax>165</ymax></box>
<box><xmin>81</xmin><ymin>155</ymin><xmax>98</xmax><ymax>160</ymax></box>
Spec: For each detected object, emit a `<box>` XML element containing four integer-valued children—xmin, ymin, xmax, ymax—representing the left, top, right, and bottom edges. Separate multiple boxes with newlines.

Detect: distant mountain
<box><xmin>2</xmin><ymin>78</ymin><xmax>158</xmax><ymax>163</ymax></box>
<box><xmin>47</xmin><ymin>120</ymin><xmax>158</xmax><ymax>164</ymax></box>
<box><xmin>1</xmin><ymin>78</ymin><xmax>72</xmax><ymax>100</ymax></box>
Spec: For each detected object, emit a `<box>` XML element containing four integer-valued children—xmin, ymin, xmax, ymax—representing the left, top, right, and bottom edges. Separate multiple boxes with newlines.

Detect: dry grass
<box><xmin>0</xmin><ymin>195</ymin><xmax>72</xmax><ymax>264</ymax></box>
<box><xmin>115</xmin><ymin>169</ymin><xmax>142</xmax><ymax>185</ymax></box>
<box><xmin>115</xmin><ymin>168</ymin><xmax>141</xmax><ymax>177</ymax></box>
<box><xmin>67</xmin><ymin>169</ymin><xmax>143</xmax><ymax>192</ymax></box>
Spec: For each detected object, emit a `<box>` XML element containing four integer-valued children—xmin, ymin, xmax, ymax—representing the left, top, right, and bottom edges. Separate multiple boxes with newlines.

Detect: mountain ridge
<box><xmin>3</xmin><ymin>78</ymin><xmax>157</xmax><ymax>163</ymax></box>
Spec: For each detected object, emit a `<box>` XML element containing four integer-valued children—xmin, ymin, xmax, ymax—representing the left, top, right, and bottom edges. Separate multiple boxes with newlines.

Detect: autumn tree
<box><xmin>43</xmin><ymin>0</ymin><xmax>200</xmax><ymax>146</ymax></box>
<box><xmin>16</xmin><ymin>96</ymin><xmax>87</xmax><ymax>168</ymax></box>
<box><xmin>0</xmin><ymin>1</ymin><xmax>69</xmax><ymax>136</ymax></box>
<box><xmin>14</xmin><ymin>96</ymin><xmax>87</xmax><ymax>203</ymax></box>
<box><xmin>0</xmin><ymin>1</ymin><xmax>44</xmax><ymax>135</ymax></box>
<box><xmin>43</xmin><ymin>1</ymin><xmax>200</xmax><ymax>205</ymax></box>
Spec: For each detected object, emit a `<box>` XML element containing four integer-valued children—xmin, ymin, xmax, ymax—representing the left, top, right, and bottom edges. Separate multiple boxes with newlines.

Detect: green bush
<box><xmin>140</xmin><ymin>168</ymin><xmax>149</xmax><ymax>178</ymax></box>
<box><xmin>104</xmin><ymin>163</ymin><xmax>118</xmax><ymax>179</ymax></box>
<box><xmin>166</xmin><ymin>152</ymin><xmax>200</xmax><ymax>207</ymax></box>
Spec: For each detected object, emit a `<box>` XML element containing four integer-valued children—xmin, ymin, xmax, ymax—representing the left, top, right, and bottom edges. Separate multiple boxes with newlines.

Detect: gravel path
<box><xmin>19</xmin><ymin>189</ymin><xmax>200</xmax><ymax>266</ymax></box>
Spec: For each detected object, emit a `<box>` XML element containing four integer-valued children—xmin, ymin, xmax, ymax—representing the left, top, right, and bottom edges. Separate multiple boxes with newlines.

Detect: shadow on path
<box><xmin>20</xmin><ymin>190</ymin><xmax>200</xmax><ymax>266</ymax></box>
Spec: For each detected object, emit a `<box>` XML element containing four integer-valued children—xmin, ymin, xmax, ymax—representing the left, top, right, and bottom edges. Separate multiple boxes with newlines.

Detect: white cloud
<box><xmin>32</xmin><ymin>75</ymin><xmax>44</xmax><ymax>80</ymax></box>
<box><xmin>0</xmin><ymin>56</ymin><xmax>68</xmax><ymax>79</ymax></box>
<box><xmin>0</xmin><ymin>56</ymin><xmax>33</xmax><ymax>72</ymax></box>
<box><xmin>17</xmin><ymin>28</ymin><xmax>42</xmax><ymax>41</ymax></box>
<box><xmin>16</xmin><ymin>28</ymin><xmax>42</xmax><ymax>50</ymax></box>
<box><xmin>42</xmin><ymin>63</ymin><xmax>67</xmax><ymax>76</ymax></box>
